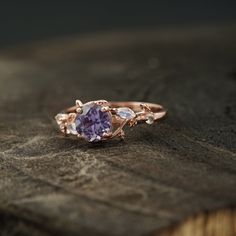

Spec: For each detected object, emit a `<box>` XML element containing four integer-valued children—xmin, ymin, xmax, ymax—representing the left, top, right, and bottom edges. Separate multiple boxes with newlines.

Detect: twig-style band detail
<box><xmin>55</xmin><ymin>100</ymin><xmax>166</xmax><ymax>142</ymax></box>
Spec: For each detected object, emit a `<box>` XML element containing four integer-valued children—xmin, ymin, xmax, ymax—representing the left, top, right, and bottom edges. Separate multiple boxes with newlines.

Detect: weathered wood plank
<box><xmin>0</xmin><ymin>25</ymin><xmax>236</xmax><ymax>236</ymax></box>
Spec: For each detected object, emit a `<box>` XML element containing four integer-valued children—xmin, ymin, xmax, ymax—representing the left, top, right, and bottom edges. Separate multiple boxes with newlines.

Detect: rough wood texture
<box><xmin>0</xmin><ymin>25</ymin><xmax>236</xmax><ymax>236</ymax></box>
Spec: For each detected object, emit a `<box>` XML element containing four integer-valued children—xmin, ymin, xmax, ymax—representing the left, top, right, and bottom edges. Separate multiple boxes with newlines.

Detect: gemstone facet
<box><xmin>75</xmin><ymin>104</ymin><xmax>112</xmax><ymax>142</ymax></box>
<box><xmin>117</xmin><ymin>107</ymin><xmax>136</xmax><ymax>120</ymax></box>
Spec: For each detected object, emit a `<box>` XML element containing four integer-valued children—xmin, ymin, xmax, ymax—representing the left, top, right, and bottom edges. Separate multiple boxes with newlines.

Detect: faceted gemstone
<box><xmin>146</xmin><ymin>115</ymin><xmax>154</xmax><ymax>124</ymax></box>
<box><xmin>117</xmin><ymin>107</ymin><xmax>136</xmax><ymax>119</ymax></box>
<box><xmin>75</xmin><ymin>104</ymin><xmax>112</xmax><ymax>142</ymax></box>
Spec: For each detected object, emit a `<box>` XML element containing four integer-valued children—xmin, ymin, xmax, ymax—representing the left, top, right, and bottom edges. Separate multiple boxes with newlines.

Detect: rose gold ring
<box><xmin>55</xmin><ymin>100</ymin><xmax>167</xmax><ymax>142</ymax></box>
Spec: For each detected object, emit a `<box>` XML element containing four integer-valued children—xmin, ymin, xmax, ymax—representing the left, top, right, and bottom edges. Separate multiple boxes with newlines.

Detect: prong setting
<box><xmin>93</xmin><ymin>100</ymin><xmax>109</xmax><ymax>106</ymax></box>
<box><xmin>75</xmin><ymin>100</ymin><xmax>83</xmax><ymax>114</ymax></box>
<box><xmin>101</xmin><ymin>106</ymin><xmax>110</xmax><ymax>112</ymax></box>
<box><xmin>68</xmin><ymin>113</ymin><xmax>76</xmax><ymax>122</ymax></box>
<box><xmin>76</xmin><ymin>107</ymin><xmax>83</xmax><ymax>113</ymax></box>
<box><xmin>76</xmin><ymin>100</ymin><xmax>83</xmax><ymax>107</ymax></box>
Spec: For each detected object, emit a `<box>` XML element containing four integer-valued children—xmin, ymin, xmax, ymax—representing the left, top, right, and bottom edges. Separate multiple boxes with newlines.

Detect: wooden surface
<box><xmin>0</xmin><ymin>25</ymin><xmax>236</xmax><ymax>236</ymax></box>
<box><xmin>159</xmin><ymin>208</ymin><xmax>236</xmax><ymax>236</ymax></box>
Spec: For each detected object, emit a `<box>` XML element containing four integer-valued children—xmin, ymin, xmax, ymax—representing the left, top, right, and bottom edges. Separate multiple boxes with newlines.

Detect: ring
<box><xmin>55</xmin><ymin>100</ymin><xmax>167</xmax><ymax>142</ymax></box>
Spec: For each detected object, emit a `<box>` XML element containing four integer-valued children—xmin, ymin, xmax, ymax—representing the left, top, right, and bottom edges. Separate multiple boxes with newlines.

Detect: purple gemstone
<box><xmin>75</xmin><ymin>104</ymin><xmax>112</xmax><ymax>142</ymax></box>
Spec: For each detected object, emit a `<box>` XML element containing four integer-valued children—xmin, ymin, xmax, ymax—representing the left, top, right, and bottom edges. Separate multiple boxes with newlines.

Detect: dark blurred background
<box><xmin>0</xmin><ymin>1</ymin><xmax>236</xmax><ymax>48</ymax></box>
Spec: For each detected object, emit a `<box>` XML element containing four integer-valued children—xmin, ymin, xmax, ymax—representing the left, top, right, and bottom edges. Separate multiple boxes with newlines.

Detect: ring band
<box><xmin>55</xmin><ymin>100</ymin><xmax>167</xmax><ymax>142</ymax></box>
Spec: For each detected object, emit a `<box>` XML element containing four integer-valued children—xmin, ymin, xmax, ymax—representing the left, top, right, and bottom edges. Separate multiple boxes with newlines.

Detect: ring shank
<box><xmin>109</xmin><ymin>101</ymin><xmax>164</xmax><ymax>112</ymax></box>
<box><xmin>110</xmin><ymin>101</ymin><xmax>166</xmax><ymax>121</ymax></box>
<box><xmin>65</xmin><ymin>101</ymin><xmax>166</xmax><ymax>122</ymax></box>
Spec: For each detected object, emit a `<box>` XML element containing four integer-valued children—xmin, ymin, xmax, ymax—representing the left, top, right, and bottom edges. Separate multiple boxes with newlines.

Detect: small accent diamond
<box><xmin>146</xmin><ymin>115</ymin><xmax>154</xmax><ymax>124</ymax></box>
<box><xmin>117</xmin><ymin>107</ymin><xmax>136</xmax><ymax>120</ymax></box>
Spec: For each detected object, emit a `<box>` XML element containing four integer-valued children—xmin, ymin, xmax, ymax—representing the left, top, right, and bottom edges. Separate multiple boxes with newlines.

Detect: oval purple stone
<box><xmin>75</xmin><ymin>104</ymin><xmax>112</xmax><ymax>142</ymax></box>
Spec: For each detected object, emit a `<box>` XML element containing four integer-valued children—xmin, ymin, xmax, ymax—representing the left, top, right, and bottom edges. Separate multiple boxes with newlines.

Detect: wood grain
<box><xmin>159</xmin><ymin>208</ymin><xmax>236</xmax><ymax>236</ymax></box>
<box><xmin>0</xmin><ymin>25</ymin><xmax>236</xmax><ymax>236</ymax></box>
